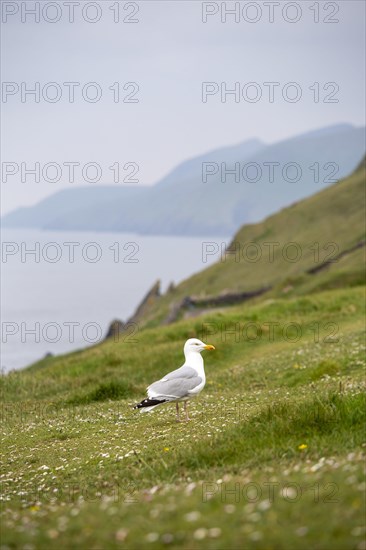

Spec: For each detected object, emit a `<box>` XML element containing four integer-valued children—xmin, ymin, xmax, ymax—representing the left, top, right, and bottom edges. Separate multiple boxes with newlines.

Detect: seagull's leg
<box><xmin>184</xmin><ymin>401</ymin><xmax>190</xmax><ymax>421</ymax></box>
<box><xmin>176</xmin><ymin>402</ymin><xmax>180</xmax><ymax>422</ymax></box>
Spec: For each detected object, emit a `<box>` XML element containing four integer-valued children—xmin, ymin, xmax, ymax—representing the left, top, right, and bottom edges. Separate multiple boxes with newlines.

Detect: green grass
<box><xmin>68</xmin><ymin>380</ymin><xmax>139</xmax><ymax>405</ymax></box>
<box><xmin>1</xmin><ymin>285</ymin><xmax>365</xmax><ymax>548</ymax></box>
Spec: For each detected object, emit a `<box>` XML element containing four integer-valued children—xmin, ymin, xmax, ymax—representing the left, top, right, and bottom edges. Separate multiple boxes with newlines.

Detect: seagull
<box><xmin>133</xmin><ymin>338</ymin><xmax>215</xmax><ymax>421</ymax></box>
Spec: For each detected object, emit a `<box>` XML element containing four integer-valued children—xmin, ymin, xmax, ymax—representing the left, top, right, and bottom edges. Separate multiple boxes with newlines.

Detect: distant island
<box><xmin>2</xmin><ymin>123</ymin><xmax>365</xmax><ymax>237</ymax></box>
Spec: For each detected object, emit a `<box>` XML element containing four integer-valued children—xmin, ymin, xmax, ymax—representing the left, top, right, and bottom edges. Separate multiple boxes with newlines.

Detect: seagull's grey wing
<box><xmin>147</xmin><ymin>366</ymin><xmax>202</xmax><ymax>399</ymax></box>
<box><xmin>147</xmin><ymin>377</ymin><xmax>202</xmax><ymax>399</ymax></box>
<box><xmin>163</xmin><ymin>365</ymin><xmax>197</xmax><ymax>381</ymax></box>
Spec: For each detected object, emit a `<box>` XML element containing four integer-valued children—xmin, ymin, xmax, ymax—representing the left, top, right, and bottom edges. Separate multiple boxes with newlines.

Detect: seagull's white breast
<box><xmin>184</xmin><ymin>352</ymin><xmax>206</xmax><ymax>396</ymax></box>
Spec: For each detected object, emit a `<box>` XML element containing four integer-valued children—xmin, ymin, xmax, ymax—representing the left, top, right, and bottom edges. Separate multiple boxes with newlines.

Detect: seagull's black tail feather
<box><xmin>133</xmin><ymin>398</ymin><xmax>167</xmax><ymax>410</ymax></box>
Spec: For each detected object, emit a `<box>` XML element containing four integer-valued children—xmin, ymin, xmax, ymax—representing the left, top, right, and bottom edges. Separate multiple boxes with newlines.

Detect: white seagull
<box><xmin>133</xmin><ymin>338</ymin><xmax>215</xmax><ymax>421</ymax></box>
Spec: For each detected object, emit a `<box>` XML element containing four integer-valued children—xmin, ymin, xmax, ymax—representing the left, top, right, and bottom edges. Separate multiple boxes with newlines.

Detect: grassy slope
<box><xmin>1</xmin><ymin>286</ymin><xmax>365</xmax><ymax>549</ymax></box>
<box><xmin>1</xmin><ymin>160</ymin><xmax>365</xmax><ymax>549</ymax></box>
<box><xmin>142</xmin><ymin>160</ymin><xmax>365</xmax><ymax>326</ymax></box>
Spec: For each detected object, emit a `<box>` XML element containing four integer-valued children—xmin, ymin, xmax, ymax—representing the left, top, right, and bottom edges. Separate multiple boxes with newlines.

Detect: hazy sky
<box><xmin>1</xmin><ymin>0</ymin><xmax>365</xmax><ymax>213</ymax></box>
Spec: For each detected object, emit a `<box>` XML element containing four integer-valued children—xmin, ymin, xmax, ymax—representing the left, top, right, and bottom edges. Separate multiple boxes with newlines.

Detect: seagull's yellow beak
<box><xmin>204</xmin><ymin>344</ymin><xmax>215</xmax><ymax>351</ymax></box>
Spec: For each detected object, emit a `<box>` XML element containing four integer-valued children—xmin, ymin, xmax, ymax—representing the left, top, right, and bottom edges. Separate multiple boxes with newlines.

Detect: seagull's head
<box><xmin>184</xmin><ymin>338</ymin><xmax>215</xmax><ymax>355</ymax></box>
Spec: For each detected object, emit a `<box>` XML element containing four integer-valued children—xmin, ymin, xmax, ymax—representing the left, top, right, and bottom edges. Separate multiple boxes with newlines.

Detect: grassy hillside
<box><xmin>1</xmin><ymin>286</ymin><xmax>365</xmax><ymax>549</ymax></box>
<box><xmin>1</xmin><ymin>156</ymin><xmax>365</xmax><ymax>549</ymax></box>
<box><xmin>141</xmin><ymin>157</ymin><xmax>366</xmax><ymax>326</ymax></box>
